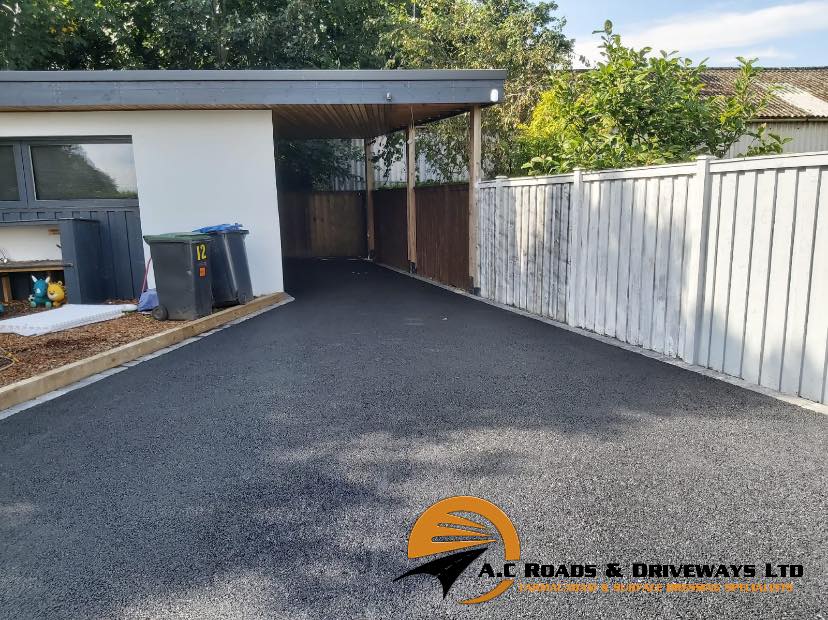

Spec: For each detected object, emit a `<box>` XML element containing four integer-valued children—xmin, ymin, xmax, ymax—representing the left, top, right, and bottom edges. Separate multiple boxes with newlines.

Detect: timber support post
<box><xmin>468</xmin><ymin>104</ymin><xmax>482</xmax><ymax>293</ymax></box>
<box><xmin>364</xmin><ymin>138</ymin><xmax>376</xmax><ymax>259</ymax></box>
<box><xmin>406</xmin><ymin>122</ymin><xmax>417</xmax><ymax>272</ymax></box>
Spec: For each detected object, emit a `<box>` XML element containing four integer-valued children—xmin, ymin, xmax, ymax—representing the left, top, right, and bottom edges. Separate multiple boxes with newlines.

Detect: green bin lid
<box><xmin>143</xmin><ymin>232</ymin><xmax>212</xmax><ymax>244</ymax></box>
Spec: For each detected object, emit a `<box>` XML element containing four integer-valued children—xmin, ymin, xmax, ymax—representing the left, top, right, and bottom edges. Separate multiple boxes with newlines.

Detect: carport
<box><xmin>265</xmin><ymin>69</ymin><xmax>506</xmax><ymax>291</ymax></box>
<box><xmin>0</xmin><ymin>70</ymin><xmax>506</xmax><ymax>298</ymax></box>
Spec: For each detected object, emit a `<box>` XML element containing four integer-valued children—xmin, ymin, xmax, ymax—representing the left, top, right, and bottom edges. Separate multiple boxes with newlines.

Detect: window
<box><xmin>30</xmin><ymin>142</ymin><xmax>138</xmax><ymax>200</ymax></box>
<box><xmin>0</xmin><ymin>145</ymin><xmax>19</xmax><ymax>201</ymax></box>
<box><xmin>0</xmin><ymin>138</ymin><xmax>137</xmax><ymax>207</ymax></box>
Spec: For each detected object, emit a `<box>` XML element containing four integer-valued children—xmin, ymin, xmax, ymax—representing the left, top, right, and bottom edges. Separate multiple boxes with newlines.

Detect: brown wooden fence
<box><xmin>415</xmin><ymin>184</ymin><xmax>469</xmax><ymax>289</ymax></box>
<box><xmin>282</xmin><ymin>184</ymin><xmax>470</xmax><ymax>289</ymax></box>
<box><xmin>279</xmin><ymin>191</ymin><xmax>366</xmax><ymax>258</ymax></box>
<box><xmin>373</xmin><ymin>184</ymin><xmax>470</xmax><ymax>288</ymax></box>
<box><xmin>373</xmin><ymin>188</ymin><xmax>408</xmax><ymax>270</ymax></box>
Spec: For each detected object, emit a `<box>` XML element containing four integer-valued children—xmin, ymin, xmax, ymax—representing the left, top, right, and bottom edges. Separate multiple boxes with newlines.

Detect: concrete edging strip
<box><xmin>372</xmin><ymin>261</ymin><xmax>828</xmax><ymax>416</ymax></box>
<box><xmin>0</xmin><ymin>292</ymin><xmax>292</xmax><ymax>413</ymax></box>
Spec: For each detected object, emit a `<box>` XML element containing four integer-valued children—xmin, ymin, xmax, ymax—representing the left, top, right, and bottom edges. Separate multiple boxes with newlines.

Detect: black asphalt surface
<box><xmin>1</xmin><ymin>259</ymin><xmax>825</xmax><ymax>619</ymax></box>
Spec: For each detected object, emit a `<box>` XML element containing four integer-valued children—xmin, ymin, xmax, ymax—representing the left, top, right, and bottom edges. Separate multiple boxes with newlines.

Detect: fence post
<box><xmin>681</xmin><ymin>155</ymin><xmax>715</xmax><ymax>364</ymax></box>
<box><xmin>565</xmin><ymin>168</ymin><xmax>583</xmax><ymax>325</ymax></box>
<box><xmin>493</xmin><ymin>175</ymin><xmax>507</xmax><ymax>302</ymax></box>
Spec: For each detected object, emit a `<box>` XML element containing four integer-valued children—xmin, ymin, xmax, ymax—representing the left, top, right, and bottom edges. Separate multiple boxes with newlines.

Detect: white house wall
<box><xmin>0</xmin><ymin>110</ymin><xmax>283</xmax><ymax>295</ymax></box>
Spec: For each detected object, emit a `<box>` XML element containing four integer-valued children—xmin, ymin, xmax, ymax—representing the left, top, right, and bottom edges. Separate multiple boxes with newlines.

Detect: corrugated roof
<box><xmin>701</xmin><ymin>67</ymin><xmax>828</xmax><ymax>119</ymax></box>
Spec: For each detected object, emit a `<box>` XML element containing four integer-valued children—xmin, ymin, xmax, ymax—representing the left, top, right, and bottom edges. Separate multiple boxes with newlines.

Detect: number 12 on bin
<box><xmin>196</xmin><ymin>243</ymin><xmax>208</xmax><ymax>277</ymax></box>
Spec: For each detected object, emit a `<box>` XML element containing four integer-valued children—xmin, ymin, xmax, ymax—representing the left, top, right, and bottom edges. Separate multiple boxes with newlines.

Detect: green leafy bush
<box><xmin>520</xmin><ymin>22</ymin><xmax>789</xmax><ymax>175</ymax></box>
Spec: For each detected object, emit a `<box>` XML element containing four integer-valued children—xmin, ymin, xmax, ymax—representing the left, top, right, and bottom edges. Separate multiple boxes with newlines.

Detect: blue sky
<box><xmin>554</xmin><ymin>0</ymin><xmax>828</xmax><ymax>67</ymax></box>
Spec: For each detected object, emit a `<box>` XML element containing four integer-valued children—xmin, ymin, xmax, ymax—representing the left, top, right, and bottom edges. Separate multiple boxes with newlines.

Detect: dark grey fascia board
<box><xmin>0</xmin><ymin>69</ymin><xmax>507</xmax><ymax>110</ymax></box>
<box><xmin>0</xmin><ymin>69</ymin><xmax>507</xmax><ymax>82</ymax></box>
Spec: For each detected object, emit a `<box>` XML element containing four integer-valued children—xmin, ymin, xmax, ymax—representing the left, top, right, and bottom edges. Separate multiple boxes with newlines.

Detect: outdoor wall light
<box><xmin>386</xmin><ymin>92</ymin><xmax>393</xmax><ymax>101</ymax></box>
<box><xmin>490</xmin><ymin>89</ymin><xmax>499</xmax><ymax>102</ymax></box>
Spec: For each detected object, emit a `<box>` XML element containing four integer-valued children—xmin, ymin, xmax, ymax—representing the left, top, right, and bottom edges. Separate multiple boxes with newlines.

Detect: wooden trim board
<box><xmin>0</xmin><ymin>292</ymin><xmax>291</xmax><ymax>411</ymax></box>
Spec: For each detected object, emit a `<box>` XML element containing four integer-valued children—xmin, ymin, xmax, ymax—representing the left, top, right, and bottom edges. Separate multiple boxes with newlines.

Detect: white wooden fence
<box><xmin>477</xmin><ymin>151</ymin><xmax>828</xmax><ymax>405</ymax></box>
<box><xmin>477</xmin><ymin>174</ymin><xmax>573</xmax><ymax>322</ymax></box>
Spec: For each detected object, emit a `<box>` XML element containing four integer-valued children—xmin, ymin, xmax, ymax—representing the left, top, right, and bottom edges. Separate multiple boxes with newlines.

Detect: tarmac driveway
<box><xmin>0</xmin><ymin>259</ymin><xmax>825</xmax><ymax>619</ymax></box>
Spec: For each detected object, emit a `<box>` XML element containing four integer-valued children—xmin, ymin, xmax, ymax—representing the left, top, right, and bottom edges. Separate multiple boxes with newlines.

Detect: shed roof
<box><xmin>0</xmin><ymin>69</ymin><xmax>507</xmax><ymax>138</ymax></box>
<box><xmin>701</xmin><ymin>67</ymin><xmax>828</xmax><ymax>119</ymax></box>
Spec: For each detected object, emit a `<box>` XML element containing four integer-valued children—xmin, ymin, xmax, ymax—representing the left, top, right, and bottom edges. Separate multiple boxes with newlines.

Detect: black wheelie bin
<box><xmin>195</xmin><ymin>226</ymin><xmax>253</xmax><ymax>306</ymax></box>
<box><xmin>143</xmin><ymin>232</ymin><xmax>213</xmax><ymax>320</ymax></box>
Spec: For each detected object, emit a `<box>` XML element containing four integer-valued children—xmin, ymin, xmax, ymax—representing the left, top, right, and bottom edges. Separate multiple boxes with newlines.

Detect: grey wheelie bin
<box><xmin>143</xmin><ymin>233</ymin><xmax>213</xmax><ymax>320</ymax></box>
<box><xmin>200</xmin><ymin>228</ymin><xmax>253</xmax><ymax>306</ymax></box>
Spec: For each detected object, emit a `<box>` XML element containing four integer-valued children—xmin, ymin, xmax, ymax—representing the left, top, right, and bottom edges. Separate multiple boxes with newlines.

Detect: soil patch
<box><xmin>0</xmin><ymin>308</ymin><xmax>181</xmax><ymax>387</ymax></box>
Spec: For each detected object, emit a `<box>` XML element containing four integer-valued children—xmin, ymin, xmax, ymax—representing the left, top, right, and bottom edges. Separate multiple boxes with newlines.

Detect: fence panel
<box><xmin>278</xmin><ymin>191</ymin><xmax>366</xmax><ymax>258</ymax></box>
<box><xmin>416</xmin><ymin>184</ymin><xmax>470</xmax><ymax>289</ymax></box>
<box><xmin>476</xmin><ymin>176</ymin><xmax>573</xmax><ymax>322</ymax></box>
<box><xmin>571</xmin><ymin>166</ymin><xmax>697</xmax><ymax>353</ymax></box>
<box><xmin>374</xmin><ymin>188</ymin><xmax>408</xmax><ymax>271</ymax></box>
<box><xmin>699</xmin><ymin>155</ymin><xmax>828</xmax><ymax>400</ymax></box>
<box><xmin>476</xmin><ymin>152</ymin><xmax>828</xmax><ymax>404</ymax></box>
<box><xmin>801</xmin><ymin>169</ymin><xmax>828</xmax><ymax>403</ymax></box>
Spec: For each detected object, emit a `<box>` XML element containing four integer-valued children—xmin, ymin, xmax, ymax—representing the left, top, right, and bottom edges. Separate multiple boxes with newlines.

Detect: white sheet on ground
<box><xmin>0</xmin><ymin>304</ymin><xmax>137</xmax><ymax>337</ymax></box>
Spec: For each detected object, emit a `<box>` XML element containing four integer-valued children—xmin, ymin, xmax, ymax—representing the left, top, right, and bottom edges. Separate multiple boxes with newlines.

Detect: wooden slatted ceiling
<box><xmin>271</xmin><ymin>103</ymin><xmax>473</xmax><ymax>138</ymax></box>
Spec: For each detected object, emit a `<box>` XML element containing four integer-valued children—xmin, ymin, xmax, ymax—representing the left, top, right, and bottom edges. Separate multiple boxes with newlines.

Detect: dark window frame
<box><xmin>0</xmin><ymin>142</ymin><xmax>28</xmax><ymax>207</ymax></box>
<box><xmin>0</xmin><ymin>136</ymin><xmax>139</xmax><ymax>209</ymax></box>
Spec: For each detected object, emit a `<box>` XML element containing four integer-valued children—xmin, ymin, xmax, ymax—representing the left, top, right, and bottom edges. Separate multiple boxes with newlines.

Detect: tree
<box><xmin>380</xmin><ymin>0</ymin><xmax>571</xmax><ymax>178</ymax></box>
<box><xmin>276</xmin><ymin>139</ymin><xmax>361</xmax><ymax>191</ymax></box>
<box><xmin>0</xmin><ymin>1</ymin><xmax>395</xmax><ymax>70</ymax></box>
<box><xmin>520</xmin><ymin>22</ymin><xmax>788</xmax><ymax>175</ymax></box>
<box><xmin>0</xmin><ymin>0</ymin><xmax>127</xmax><ymax>69</ymax></box>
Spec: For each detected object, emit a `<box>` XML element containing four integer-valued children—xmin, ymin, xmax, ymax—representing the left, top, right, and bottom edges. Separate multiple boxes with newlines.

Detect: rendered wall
<box><xmin>0</xmin><ymin>110</ymin><xmax>283</xmax><ymax>295</ymax></box>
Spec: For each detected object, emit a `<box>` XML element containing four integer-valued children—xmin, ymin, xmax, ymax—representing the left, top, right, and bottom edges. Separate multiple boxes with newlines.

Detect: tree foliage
<box><xmin>276</xmin><ymin>139</ymin><xmax>361</xmax><ymax>190</ymax></box>
<box><xmin>0</xmin><ymin>0</ymin><xmax>124</xmax><ymax>69</ymax></box>
<box><xmin>0</xmin><ymin>0</ymin><xmax>393</xmax><ymax>70</ymax></box>
<box><xmin>520</xmin><ymin>22</ymin><xmax>788</xmax><ymax>175</ymax></box>
<box><xmin>381</xmin><ymin>0</ymin><xmax>571</xmax><ymax>179</ymax></box>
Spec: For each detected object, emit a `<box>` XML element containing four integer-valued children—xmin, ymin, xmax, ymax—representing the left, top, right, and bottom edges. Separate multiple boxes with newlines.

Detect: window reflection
<box><xmin>31</xmin><ymin>143</ymin><xmax>138</xmax><ymax>200</ymax></box>
<box><xmin>0</xmin><ymin>146</ymin><xmax>18</xmax><ymax>201</ymax></box>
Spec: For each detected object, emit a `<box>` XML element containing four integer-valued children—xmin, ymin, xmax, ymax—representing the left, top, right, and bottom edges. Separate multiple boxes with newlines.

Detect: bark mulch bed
<box><xmin>0</xmin><ymin>301</ymin><xmax>181</xmax><ymax>387</ymax></box>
